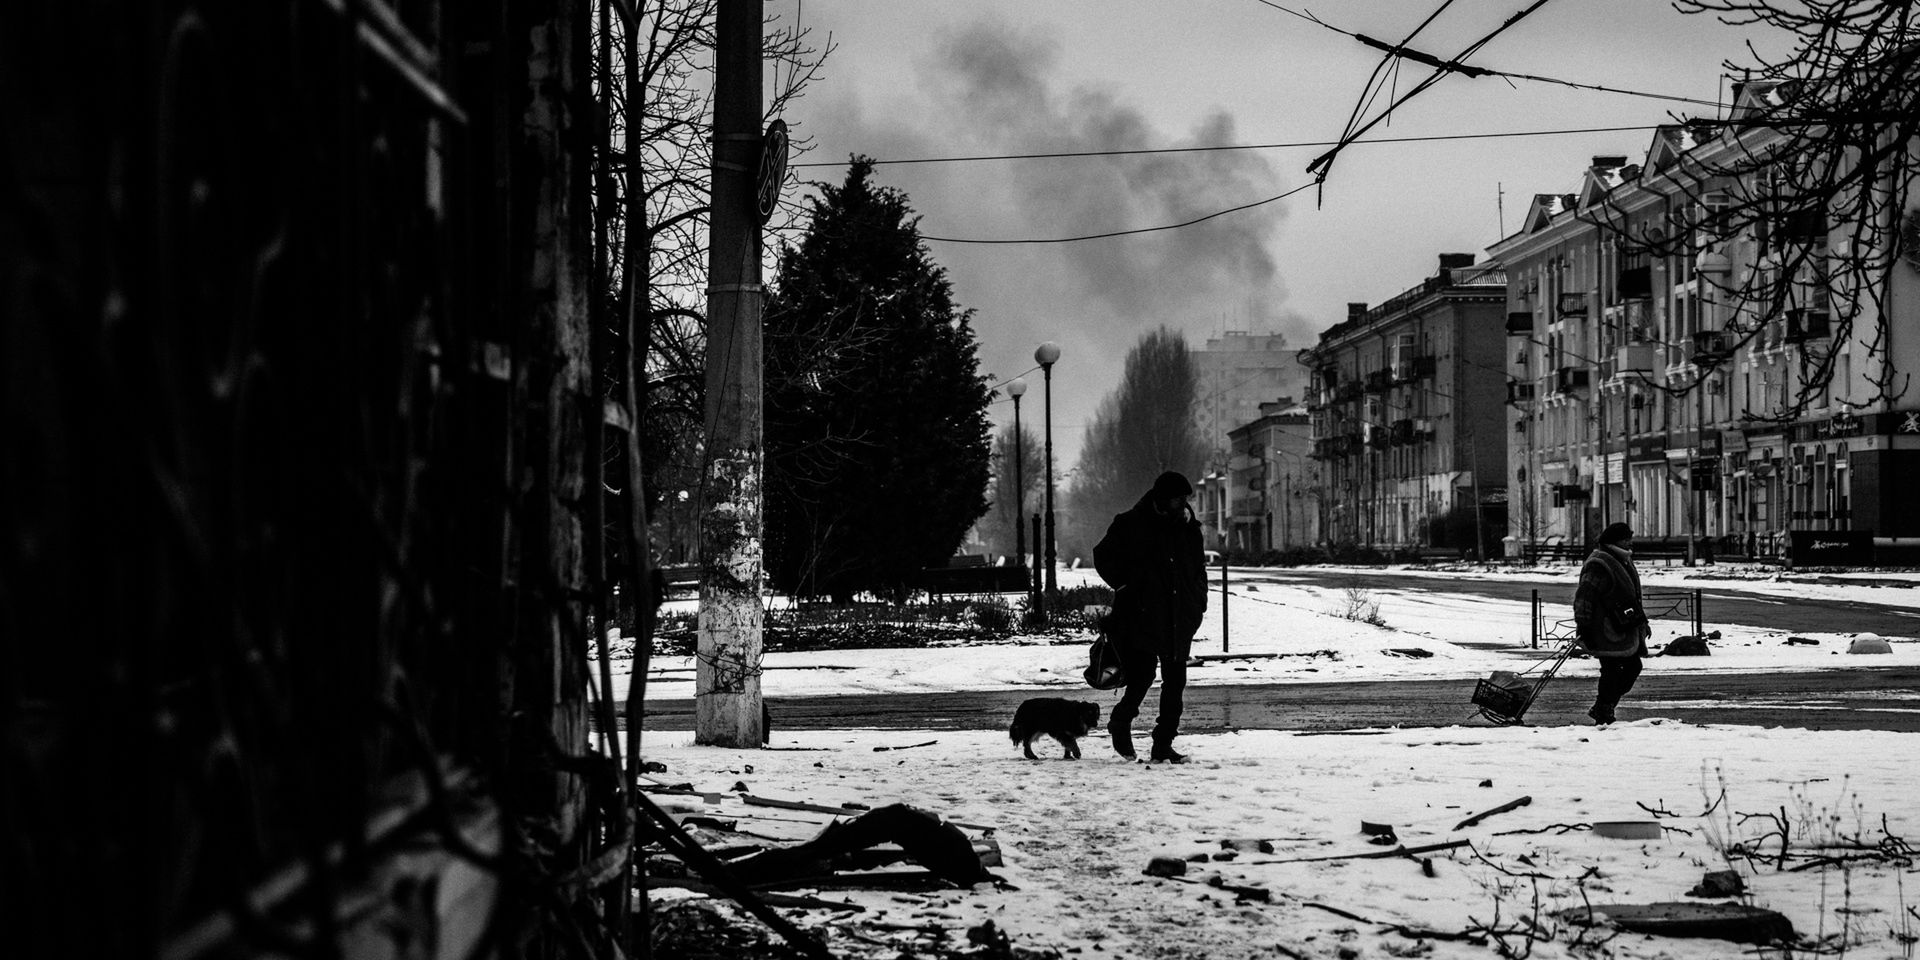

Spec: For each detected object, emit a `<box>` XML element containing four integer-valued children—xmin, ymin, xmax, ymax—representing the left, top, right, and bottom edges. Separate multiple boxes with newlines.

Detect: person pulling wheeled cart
<box><xmin>1573</xmin><ymin>522</ymin><xmax>1653</xmax><ymax>724</ymax></box>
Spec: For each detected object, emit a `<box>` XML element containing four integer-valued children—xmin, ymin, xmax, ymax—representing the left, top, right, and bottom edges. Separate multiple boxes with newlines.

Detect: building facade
<box><xmin>1301</xmin><ymin>254</ymin><xmax>1510</xmax><ymax>554</ymax></box>
<box><xmin>1490</xmin><ymin>82</ymin><xmax>1920</xmax><ymax>560</ymax></box>
<box><xmin>1193</xmin><ymin>331</ymin><xmax>1311</xmax><ymax>469</ymax></box>
<box><xmin>1223</xmin><ymin>399</ymin><xmax>1318</xmax><ymax>553</ymax></box>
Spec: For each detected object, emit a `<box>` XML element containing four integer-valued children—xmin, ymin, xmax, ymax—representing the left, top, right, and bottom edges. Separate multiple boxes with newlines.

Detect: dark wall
<box><xmin>1850</xmin><ymin>447</ymin><xmax>1920</xmax><ymax>537</ymax></box>
<box><xmin>2</xmin><ymin>3</ymin><xmax>603</xmax><ymax>957</ymax></box>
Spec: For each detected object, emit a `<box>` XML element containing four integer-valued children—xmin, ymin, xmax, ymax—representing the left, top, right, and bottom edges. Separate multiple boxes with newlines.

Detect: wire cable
<box><xmin>1308</xmin><ymin>0</ymin><xmax>1562</xmax><ymax>188</ymax></box>
<box><xmin>791</xmin><ymin>123</ymin><xmax>1671</xmax><ymax>169</ymax></box>
<box><xmin>1253</xmin><ymin>0</ymin><xmax>1723</xmax><ymax>109</ymax></box>
<box><xmin>922</xmin><ymin>181</ymin><xmax>1316</xmax><ymax>245</ymax></box>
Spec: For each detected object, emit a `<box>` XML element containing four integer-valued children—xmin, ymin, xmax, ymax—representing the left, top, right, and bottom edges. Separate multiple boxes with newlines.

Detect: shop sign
<box><xmin>1721</xmin><ymin>429</ymin><xmax>1748</xmax><ymax>453</ymax></box>
<box><xmin>1899</xmin><ymin>411</ymin><xmax>1920</xmax><ymax>435</ymax></box>
<box><xmin>1627</xmin><ymin>436</ymin><xmax>1668</xmax><ymax>462</ymax></box>
<box><xmin>1604</xmin><ymin>453</ymin><xmax>1625</xmax><ymax>484</ymax></box>
<box><xmin>1789</xmin><ymin>529</ymin><xmax>1872</xmax><ymax>566</ymax></box>
<box><xmin>1821</xmin><ymin>411</ymin><xmax>1864</xmax><ymax>438</ymax></box>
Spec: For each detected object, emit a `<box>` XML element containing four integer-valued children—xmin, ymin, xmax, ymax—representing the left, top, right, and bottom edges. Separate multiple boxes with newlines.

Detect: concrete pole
<box><xmin>696</xmin><ymin>0</ymin><xmax>764</xmax><ymax>747</ymax></box>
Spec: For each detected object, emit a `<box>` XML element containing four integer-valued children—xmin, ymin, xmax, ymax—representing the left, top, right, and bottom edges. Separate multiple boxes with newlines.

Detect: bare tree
<box><xmin>591</xmin><ymin>0</ymin><xmax>832</xmax><ymax>558</ymax></box>
<box><xmin>1064</xmin><ymin>327</ymin><xmax>1207</xmax><ymax>557</ymax></box>
<box><xmin>1588</xmin><ymin>3</ymin><xmax>1919</xmax><ymax>420</ymax></box>
<box><xmin>988</xmin><ymin>420</ymin><xmax>1046</xmax><ymax>558</ymax></box>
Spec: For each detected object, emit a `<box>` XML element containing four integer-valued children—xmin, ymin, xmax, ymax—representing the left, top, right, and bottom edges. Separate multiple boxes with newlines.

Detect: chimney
<box><xmin>1592</xmin><ymin>155</ymin><xmax>1628</xmax><ymax>168</ymax></box>
<box><xmin>1347</xmin><ymin>303</ymin><xmax>1368</xmax><ymax>321</ymax></box>
<box><xmin>1438</xmin><ymin>253</ymin><xmax>1476</xmax><ymax>271</ymax></box>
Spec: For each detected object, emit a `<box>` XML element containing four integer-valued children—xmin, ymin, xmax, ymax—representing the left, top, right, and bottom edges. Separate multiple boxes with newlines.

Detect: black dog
<box><xmin>1008</xmin><ymin>698</ymin><xmax>1101</xmax><ymax>760</ymax></box>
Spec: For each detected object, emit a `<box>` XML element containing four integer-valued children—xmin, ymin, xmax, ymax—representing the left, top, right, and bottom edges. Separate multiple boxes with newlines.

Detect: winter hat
<box><xmin>1598</xmin><ymin>522</ymin><xmax>1634</xmax><ymax>546</ymax></box>
<box><xmin>1151</xmin><ymin>471</ymin><xmax>1194</xmax><ymax>501</ymax></box>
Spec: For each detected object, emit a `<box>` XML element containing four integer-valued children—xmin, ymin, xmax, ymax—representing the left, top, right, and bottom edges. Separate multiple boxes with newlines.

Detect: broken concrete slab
<box><xmin>1557</xmin><ymin>902</ymin><xmax>1794</xmax><ymax>944</ymax></box>
<box><xmin>1686</xmin><ymin>869</ymin><xmax>1744</xmax><ymax>897</ymax></box>
<box><xmin>1145</xmin><ymin>856</ymin><xmax>1188</xmax><ymax>877</ymax></box>
<box><xmin>1591</xmin><ymin>820</ymin><xmax>1662</xmax><ymax>840</ymax></box>
<box><xmin>1662</xmin><ymin>635</ymin><xmax>1711</xmax><ymax>656</ymax></box>
<box><xmin>1220</xmin><ymin>838</ymin><xmax>1276</xmax><ymax>854</ymax></box>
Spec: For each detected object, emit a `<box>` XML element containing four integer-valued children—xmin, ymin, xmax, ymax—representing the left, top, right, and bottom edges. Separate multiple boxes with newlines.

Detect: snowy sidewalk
<box><xmin>629</xmin><ymin>564</ymin><xmax>1916</xmax><ymax>700</ymax></box>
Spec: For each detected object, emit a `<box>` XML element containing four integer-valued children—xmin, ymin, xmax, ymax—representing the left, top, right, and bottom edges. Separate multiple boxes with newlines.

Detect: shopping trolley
<box><xmin>1471</xmin><ymin>640</ymin><xmax>1577</xmax><ymax>725</ymax></box>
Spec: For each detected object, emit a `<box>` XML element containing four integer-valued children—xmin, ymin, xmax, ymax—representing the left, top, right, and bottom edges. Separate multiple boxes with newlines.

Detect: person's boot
<box><xmin>1107</xmin><ymin>719</ymin><xmax>1136</xmax><ymax>759</ymax></box>
<box><xmin>1149</xmin><ymin>742</ymin><xmax>1188</xmax><ymax>764</ymax></box>
<box><xmin>1587</xmin><ymin>703</ymin><xmax>1616</xmax><ymax>725</ymax></box>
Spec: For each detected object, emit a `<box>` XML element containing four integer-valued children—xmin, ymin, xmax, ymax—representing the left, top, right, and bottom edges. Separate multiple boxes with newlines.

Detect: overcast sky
<box><xmin>773</xmin><ymin>0</ymin><xmax>1769</xmax><ymax>470</ymax></box>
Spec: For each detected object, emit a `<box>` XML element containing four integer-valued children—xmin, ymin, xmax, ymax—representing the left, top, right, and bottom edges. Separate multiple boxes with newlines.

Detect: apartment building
<box><xmin>1491</xmin><ymin>81</ymin><xmax>1920</xmax><ymax>561</ymax></box>
<box><xmin>1193</xmin><ymin>331</ymin><xmax>1311</xmax><ymax>467</ymax></box>
<box><xmin>1222</xmin><ymin>398</ymin><xmax>1317</xmax><ymax>553</ymax></box>
<box><xmin>1301</xmin><ymin>254</ymin><xmax>1510</xmax><ymax>554</ymax></box>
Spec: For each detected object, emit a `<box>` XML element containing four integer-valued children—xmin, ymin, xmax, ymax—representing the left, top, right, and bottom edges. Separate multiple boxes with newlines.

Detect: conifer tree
<box><xmin>764</xmin><ymin>158</ymin><xmax>993</xmax><ymax>602</ymax></box>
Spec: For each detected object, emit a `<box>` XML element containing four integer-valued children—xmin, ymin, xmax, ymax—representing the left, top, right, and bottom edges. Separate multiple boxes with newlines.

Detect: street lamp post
<box><xmin>1035</xmin><ymin>342</ymin><xmax>1061</xmax><ymax>595</ymax></box>
<box><xmin>1008</xmin><ymin>378</ymin><xmax>1028</xmax><ymax>568</ymax></box>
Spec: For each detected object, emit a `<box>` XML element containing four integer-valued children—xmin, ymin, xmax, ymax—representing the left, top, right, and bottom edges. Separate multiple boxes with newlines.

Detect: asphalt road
<box><xmin>1232</xmin><ymin>566</ymin><xmax>1920</xmax><ymax>640</ymax></box>
<box><xmin>635</xmin><ymin>666</ymin><xmax>1920</xmax><ymax>735</ymax></box>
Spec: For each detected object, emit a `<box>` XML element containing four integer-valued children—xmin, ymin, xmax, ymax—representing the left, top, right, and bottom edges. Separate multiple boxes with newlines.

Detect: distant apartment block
<box><xmin>1301</xmin><ymin>254</ymin><xmax>1510</xmax><ymax>555</ymax></box>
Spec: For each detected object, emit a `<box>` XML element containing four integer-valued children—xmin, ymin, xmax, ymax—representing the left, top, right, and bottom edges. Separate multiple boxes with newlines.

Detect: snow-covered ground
<box><xmin>633</xmin><ymin>564</ymin><xmax>1920</xmax><ymax>959</ymax></box>
<box><xmin>629</xmin><ymin>563</ymin><xmax>1917</xmax><ymax>698</ymax></box>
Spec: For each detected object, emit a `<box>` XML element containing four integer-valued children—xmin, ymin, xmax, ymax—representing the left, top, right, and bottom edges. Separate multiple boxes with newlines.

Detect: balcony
<box><xmin>1412</xmin><ymin>355</ymin><xmax>1438</xmax><ymax>379</ymax></box>
<box><xmin>1506</xmin><ymin>380</ymin><xmax>1535</xmax><ymax>404</ymax></box>
<box><xmin>1390</xmin><ymin>418</ymin><xmax>1415</xmax><ymax>445</ymax></box>
<box><xmin>1691</xmin><ymin>329</ymin><xmax>1730</xmax><ymax>362</ymax></box>
<box><xmin>1557</xmin><ymin>292</ymin><xmax>1588</xmax><ymax>317</ymax></box>
<box><xmin>1556</xmin><ymin>366</ymin><xmax>1591</xmax><ymax>393</ymax></box>
<box><xmin>1365</xmin><ymin>370</ymin><xmax>1392</xmax><ymax>393</ymax></box>
<box><xmin>1616</xmin><ymin>342</ymin><xmax>1656</xmax><ymax>375</ymax></box>
<box><xmin>1506</xmin><ymin>311</ymin><xmax>1535</xmax><ymax>335</ymax></box>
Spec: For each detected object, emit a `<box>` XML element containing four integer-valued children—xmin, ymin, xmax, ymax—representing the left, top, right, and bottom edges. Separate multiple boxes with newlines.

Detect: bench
<box><xmin>1632</xmin><ymin>541</ymin><xmax>1689</xmax><ymax>565</ymax></box>
<box><xmin>916</xmin><ymin>556</ymin><xmax>1031</xmax><ymax>596</ymax></box>
<box><xmin>657</xmin><ymin>563</ymin><xmax>701</xmax><ymax>598</ymax></box>
<box><xmin>1518</xmin><ymin>543</ymin><xmax>1584</xmax><ymax>565</ymax></box>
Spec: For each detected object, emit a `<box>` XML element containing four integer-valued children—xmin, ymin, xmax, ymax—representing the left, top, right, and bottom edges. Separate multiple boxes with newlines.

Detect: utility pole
<box><xmin>1691</xmin><ymin>365</ymin><xmax>1712</xmax><ymax>565</ymax></box>
<box><xmin>1469</xmin><ymin>432</ymin><xmax>1486</xmax><ymax>561</ymax></box>
<box><xmin>696</xmin><ymin>0</ymin><xmax>765</xmax><ymax>747</ymax></box>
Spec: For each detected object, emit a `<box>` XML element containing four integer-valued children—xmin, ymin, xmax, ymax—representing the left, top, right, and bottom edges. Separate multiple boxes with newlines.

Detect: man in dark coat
<box><xmin>1573</xmin><ymin>522</ymin><xmax>1651</xmax><ymax>724</ymax></box>
<box><xmin>1093</xmin><ymin>471</ymin><xmax>1208</xmax><ymax>762</ymax></box>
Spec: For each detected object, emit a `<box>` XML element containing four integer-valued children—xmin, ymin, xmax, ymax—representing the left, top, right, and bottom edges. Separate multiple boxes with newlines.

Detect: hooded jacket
<box><xmin>1573</xmin><ymin>542</ymin><xmax>1650</xmax><ymax>657</ymax></box>
<box><xmin>1093</xmin><ymin>491</ymin><xmax>1207</xmax><ymax>651</ymax></box>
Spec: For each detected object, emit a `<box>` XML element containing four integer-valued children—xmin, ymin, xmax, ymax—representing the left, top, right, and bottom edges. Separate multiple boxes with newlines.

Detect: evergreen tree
<box><xmin>764</xmin><ymin>158</ymin><xmax>993</xmax><ymax>602</ymax></box>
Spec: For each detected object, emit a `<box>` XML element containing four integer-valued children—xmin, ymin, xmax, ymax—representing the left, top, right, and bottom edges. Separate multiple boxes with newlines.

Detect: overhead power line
<box><xmin>1249</xmin><ymin>0</ymin><xmax>1722</xmax><ymax>109</ymax></box>
<box><xmin>1308</xmin><ymin>0</ymin><xmax>1563</xmax><ymax>189</ymax></box>
<box><xmin>921</xmin><ymin>181</ymin><xmax>1317</xmax><ymax>245</ymax></box>
<box><xmin>793</xmin><ymin>122</ymin><xmax>1671</xmax><ymax>170</ymax></box>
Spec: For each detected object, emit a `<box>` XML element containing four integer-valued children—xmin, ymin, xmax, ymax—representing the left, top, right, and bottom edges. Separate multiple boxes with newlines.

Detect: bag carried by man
<box><xmin>1083</xmin><ymin>629</ymin><xmax>1127</xmax><ymax>690</ymax></box>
